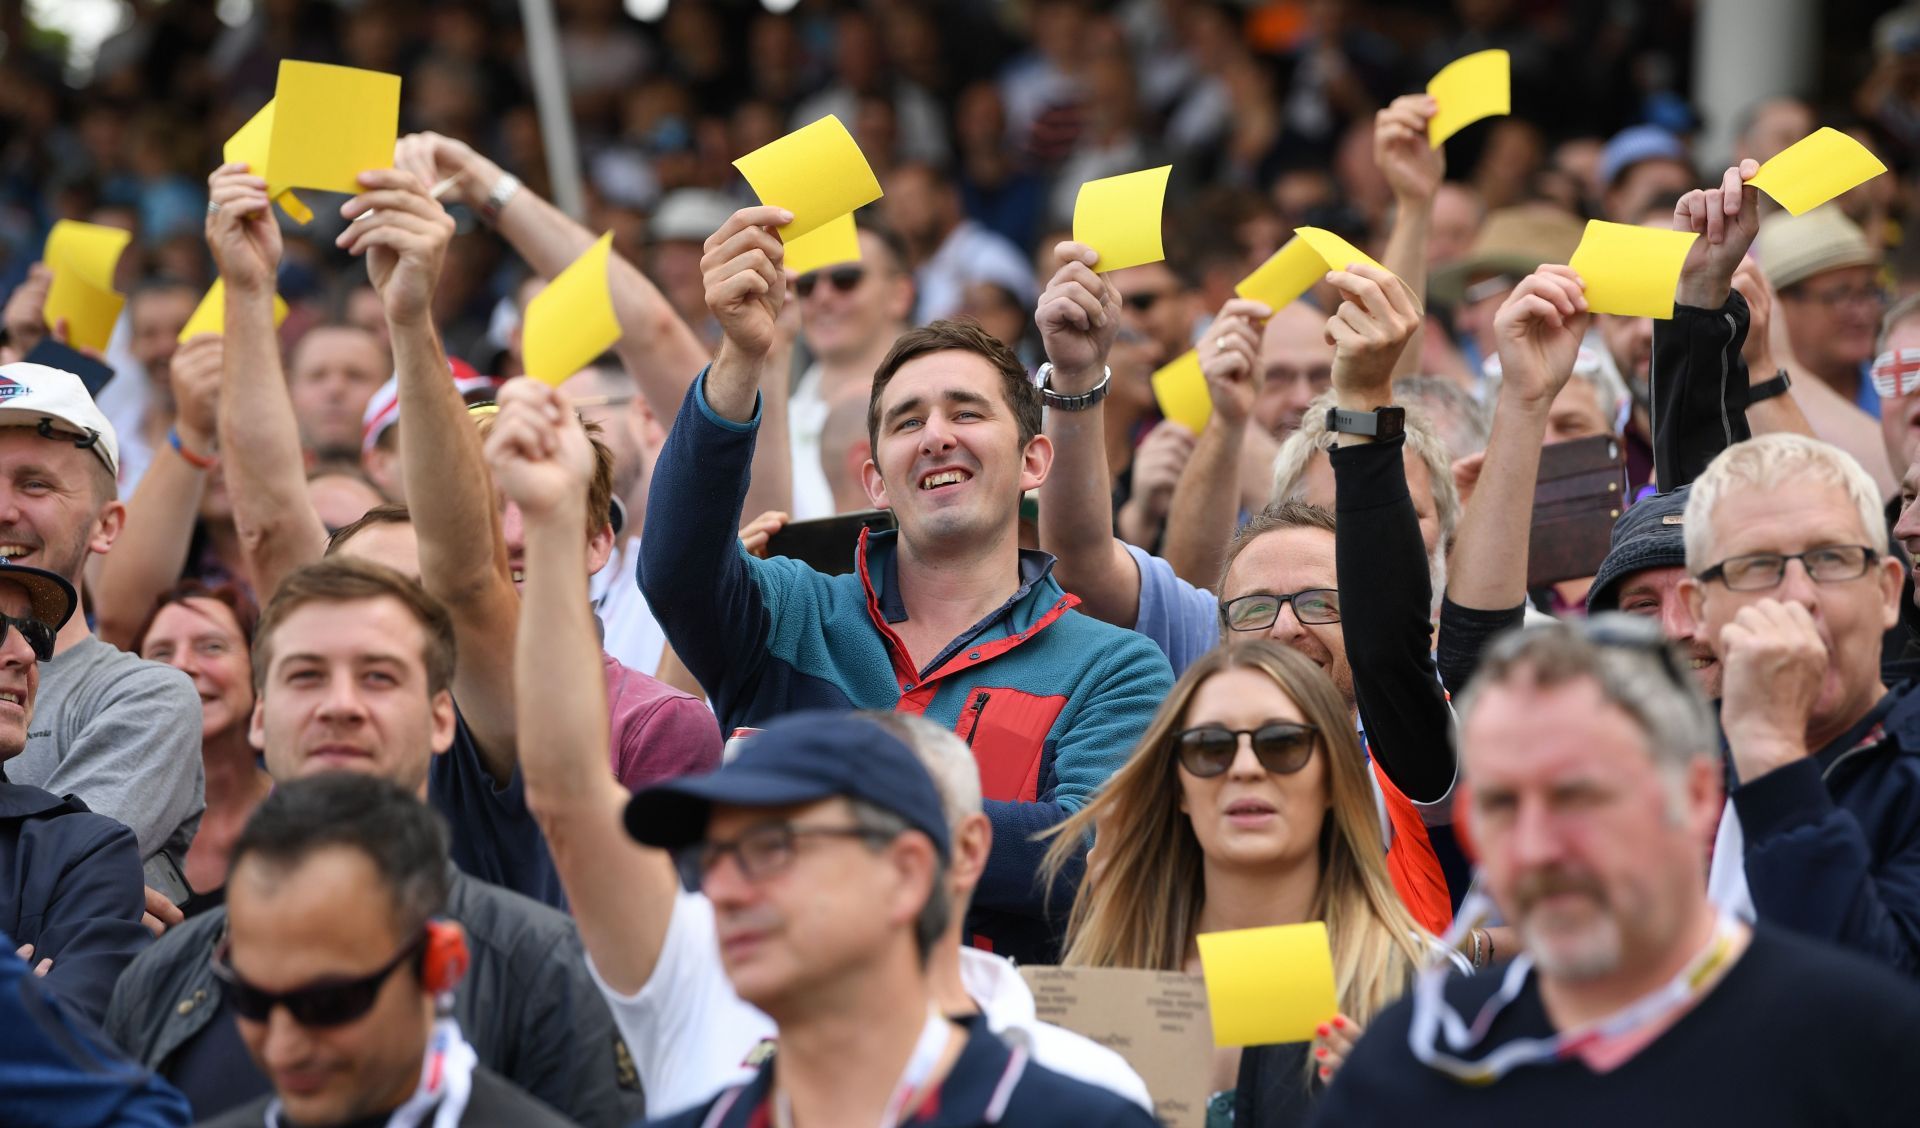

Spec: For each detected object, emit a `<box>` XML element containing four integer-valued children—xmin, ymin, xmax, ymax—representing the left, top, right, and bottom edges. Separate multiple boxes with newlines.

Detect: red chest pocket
<box><xmin>952</xmin><ymin>687</ymin><xmax>1067</xmax><ymax>802</ymax></box>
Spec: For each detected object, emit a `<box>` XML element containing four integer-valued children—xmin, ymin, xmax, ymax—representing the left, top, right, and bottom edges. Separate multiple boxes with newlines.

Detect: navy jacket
<box><xmin>0</xmin><ymin>929</ymin><xmax>189</xmax><ymax>1127</ymax></box>
<box><xmin>1736</xmin><ymin>678</ymin><xmax>1920</xmax><ymax>975</ymax></box>
<box><xmin>0</xmin><ymin>775</ymin><xmax>150</xmax><ymax>1026</ymax></box>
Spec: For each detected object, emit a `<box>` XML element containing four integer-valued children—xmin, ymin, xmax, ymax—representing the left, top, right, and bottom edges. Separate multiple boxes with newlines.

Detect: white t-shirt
<box><xmin>588</xmin><ymin>889</ymin><xmax>1155</xmax><ymax>1117</ymax></box>
<box><xmin>785</xmin><ymin>363</ymin><xmax>837</xmax><ymax>522</ymax></box>
<box><xmin>590</xmin><ymin>536</ymin><xmax>668</xmax><ymax>680</ymax></box>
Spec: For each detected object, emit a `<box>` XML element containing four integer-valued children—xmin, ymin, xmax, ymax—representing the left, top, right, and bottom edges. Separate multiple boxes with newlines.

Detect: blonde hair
<box><xmin>1041</xmin><ymin>641</ymin><xmax>1427</xmax><ymax>1025</ymax></box>
<box><xmin>1683</xmin><ymin>433</ymin><xmax>1888</xmax><ymax>571</ymax></box>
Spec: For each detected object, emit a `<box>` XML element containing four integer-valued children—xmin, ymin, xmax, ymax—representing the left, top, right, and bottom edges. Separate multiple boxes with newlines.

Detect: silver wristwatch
<box><xmin>1034</xmin><ymin>363</ymin><xmax>1112</xmax><ymax>411</ymax></box>
<box><xmin>479</xmin><ymin>172</ymin><xmax>522</xmax><ymax>225</ymax></box>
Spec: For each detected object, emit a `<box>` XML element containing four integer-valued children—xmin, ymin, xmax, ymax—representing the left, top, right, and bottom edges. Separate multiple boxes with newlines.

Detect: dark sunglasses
<box><xmin>213</xmin><ymin>932</ymin><xmax>425</xmax><ymax>1027</ymax></box>
<box><xmin>1122</xmin><ymin>290</ymin><xmax>1168</xmax><ymax>314</ymax></box>
<box><xmin>795</xmin><ymin>266</ymin><xmax>865</xmax><ymax>298</ymax></box>
<box><xmin>1173</xmin><ymin>722</ymin><xmax>1319</xmax><ymax>778</ymax></box>
<box><xmin>0</xmin><ymin>614</ymin><xmax>55</xmax><ymax>662</ymax></box>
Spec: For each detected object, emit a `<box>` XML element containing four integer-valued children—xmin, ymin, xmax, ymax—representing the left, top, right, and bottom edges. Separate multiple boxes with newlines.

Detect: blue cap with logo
<box><xmin>623</xmin><ymin>711</ymin><xmax>951</xmax><ymax>859</ymax></box>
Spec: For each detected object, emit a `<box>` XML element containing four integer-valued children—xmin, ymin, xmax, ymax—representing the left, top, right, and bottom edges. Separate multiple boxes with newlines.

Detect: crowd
<box><xmin>5</xmin><ymin>0</ymin><xmax>1920</xmax><ymax>1125</ymax></box>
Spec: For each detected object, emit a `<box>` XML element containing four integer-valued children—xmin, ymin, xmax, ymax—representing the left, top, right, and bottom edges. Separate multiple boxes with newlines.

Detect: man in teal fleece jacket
<box><xmin>639</xmin><ymin>206</ymin><xmax>1173</xmax><ymax>963</ymax></box>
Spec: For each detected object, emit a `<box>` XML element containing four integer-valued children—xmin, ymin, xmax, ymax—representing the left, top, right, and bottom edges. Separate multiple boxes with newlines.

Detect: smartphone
<box><xmin>1527</xmin><ymin>433</ymin><xmax>1626</xmax><ymax>589</ymax></box>
<box><xmin>763</xmin><ymin>509</ymin><xmax>896</xmax><ymax>575</ymax></box>
<box><xmin>22</xmin><ymin>338</ymin><xmax>116</xmax><ymax>399</ymax></box>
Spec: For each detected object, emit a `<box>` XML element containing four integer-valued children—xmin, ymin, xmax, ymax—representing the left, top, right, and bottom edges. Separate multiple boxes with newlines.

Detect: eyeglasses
<box><xmin>1220</xmin><ymin>589</ymin><xmax>1341</xmax><ymax>631</ymax></box>
<box><xmin>1122</xmin><ymin>290</ymin><xmax>1170</xmax><ymax>314</ymax></box>
<box><xmin>1173</xmin><ymin>723</ymin><xmax>1320</xmax><ymax>777</ymax></box>
<box><xmin>212</xmin><ymin>932</ymin><xmax>426</xmax><ymax>1027</ymax></box>
<box><xmin>680</xmin><ymin>821</ymin><xmax>897</xmax><ymax>884</ymax></box>
<box><xmin>1782</xmin><ymin>284</ymin><xmax>1886</xmax><ymax>312</ymax></box>
<box><xmin>794</xmin><ymin>266</ymin><xmax>865</xmax><ymax>299</ymax></box>
<box><xmin>0</xmin><ymin>614</ymin><xmax>54</xmax><ymax>662</ymax></box>
<box><xmin>1696</xmin><ymin>545</ymin><xmax>1877</xmax><ymax>592</ymax></box>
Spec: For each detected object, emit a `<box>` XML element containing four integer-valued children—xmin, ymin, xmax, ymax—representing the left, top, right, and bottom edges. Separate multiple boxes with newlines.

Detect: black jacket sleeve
<box><xmin>1332</xmin><ymin>437</ymin><xmax>1456</xmax><ymax>803</ymax></box>
<box><xmin>1650</xmin><ymin>290</ymin><xmax>1752</xmax><ymax>492</ymax></box>
<box><xmin>1436</xmin><ymin>597</ymin><xmax>1527</xmax><ymax>698</ymax></box>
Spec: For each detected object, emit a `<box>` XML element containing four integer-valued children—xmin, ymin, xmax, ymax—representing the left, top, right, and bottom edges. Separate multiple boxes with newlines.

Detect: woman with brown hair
<box><xmin>1044</xmin><ymin>638</ymin><xmax>1458</xmax><ymax>1126</ymax></box>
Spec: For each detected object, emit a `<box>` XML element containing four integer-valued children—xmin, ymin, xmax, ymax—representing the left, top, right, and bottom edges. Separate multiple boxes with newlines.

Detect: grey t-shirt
<box><xmin>9</xmin><ymin>636</ymin><xmax>204</xmax><ymax>899</ymax></box>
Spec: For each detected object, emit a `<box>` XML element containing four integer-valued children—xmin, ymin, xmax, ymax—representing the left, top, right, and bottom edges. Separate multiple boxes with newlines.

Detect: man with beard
<box><xmin>0</xmin><ymin>363</ymin><xmax>203</xmax><ymax>908</ymax></box>
<box><xmin>1313</xmin><ymin>617</ymin><xmax>1920</xmax><ymax>1123</ymax></box>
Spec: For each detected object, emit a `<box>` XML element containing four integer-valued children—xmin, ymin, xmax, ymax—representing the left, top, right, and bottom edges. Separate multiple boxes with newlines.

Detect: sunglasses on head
<box><xmin>0</xmin><ymin>614</ymin><xmax>54</xmax><ymax>662</ymax></box>
<box><xmin>795</xmin><ymin>266</ymin><xmax>865</xmax><ymax>298</ymax></box>
<box><xmin>213</xmin><ymin>932</ymin><xmax>426</xmax><ymax>1028</ymax></box>
<box><xmin>1173</xmin><ymin>722</ymin><xmax>1319</xmax><ymax>778</ymax></box>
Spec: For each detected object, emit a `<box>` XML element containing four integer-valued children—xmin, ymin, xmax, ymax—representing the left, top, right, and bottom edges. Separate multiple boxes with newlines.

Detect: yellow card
<box><xmin>266</xmin><ymin>61</ymin><xmax>402</xmax><ymax>196</ymax></box>
<box><xmin>1196</xmin><ymin>923</ymin><xmax>1339</xmax><ymax>1047</ymax></box>
<box><xmin>1748</xmin><ymin>127</ymin><xmax>1889</xmax><ymax>217</ymax></box>
<box><xmin>1151</xmin><ymin>350</ymin><xmax>1210</xmax><ymax>433</ymax></box>
<box><xmin>1426</xmin><ymin>49</ymin><xmax>1510</xmax><ymax>147</ymax></box>
<box><xmin>1073</xmin><ymin>165</ymin><xmax>1173</xmax><ymax>274</ymax></box>
<box><xmin>177</xmin><ymin>280</ymin><xmax>290</xmax><ymax>344</ymax></box>
<box><xmin>1567</xmin><ymin>219</ymin><xmax>1699</xmax><ymax>320</ymax></box>
<box><xmin>43</xmin><ymin>220</ymin><xmax>131</xmax><ymax>353</ymax></box>
<box><xmin>223</xmin><ymin>101</ymin><xmax>315</xmax><ymax>224</ymax></box>
<box><xmin>783</xmin><ymin>212</ymin><xmax>862</xmax><ymax>277</ymax></box>
<box><xmin>733</xmin><ymin>116</ymin><xmax>883</xmax><ymax>242</ymax></box>
<box><xmin>1235</xmin><ymin>228</ymin><xmax>1390</xmax><ymax>312</ymax></box>
<box><xmin>523</xmin><ymin>233</ymin><xmax>620</xmax><ymax>386</ymax></box>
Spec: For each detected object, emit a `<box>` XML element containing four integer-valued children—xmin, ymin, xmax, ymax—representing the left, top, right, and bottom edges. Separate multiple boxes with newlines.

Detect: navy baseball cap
<box><xmin>624</xmin><ymin>711</ymin><xmax>951</xmax><ymax>859</ymax></box>
<box><xmin>1588</xmin><ymin>486</ymin><xmax>1692</xmax><ymax>612</ymax></box>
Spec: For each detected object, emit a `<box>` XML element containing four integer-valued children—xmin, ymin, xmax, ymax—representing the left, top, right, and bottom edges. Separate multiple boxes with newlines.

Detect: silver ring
<box><xmin>206</xmin><ymin>200</ymin><xmax>221</xmax><ymax>217</ymax></box>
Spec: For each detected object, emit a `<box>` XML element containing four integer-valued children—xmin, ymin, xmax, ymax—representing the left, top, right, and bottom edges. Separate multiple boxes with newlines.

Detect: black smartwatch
<box><xmin>1325</xmin><ymin>405</ymin><xmax>1406</xmax><ymax>440</ymax></box>
<box><xmin>1747</xmin><ymin>368</ymin><xmax>1792</xmax><ymax>405</ymax></box>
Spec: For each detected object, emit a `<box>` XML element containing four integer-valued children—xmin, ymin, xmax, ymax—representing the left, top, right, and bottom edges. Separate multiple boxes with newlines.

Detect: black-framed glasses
<box><xmin>212</xmin><ymin>932</ymin><xmax>425</xmax><ymax>1027</ymax></box>
<box><xmin>795</xmin><ymin>266</ymin><xmax>865</xmax><ymax>299</ymax></box>
<box><xmin>1221</xmin><ymin>589</ymin><xmax>1341</xmax><ymax>631</ymax></box>
<box><xmin>680</xmin><ymin>822</ymin><xmax>897</xmax><ymax>884</ymax></box>
<box><xmin>1696</xmin><ymin>545</ymin><xmax>1877</xmax><ymax>592</ymax></box>
<box><xmin>0</xmin><ymin>614</ymin><xmax>54</xmax><ymax>662</ymax></box>
<box><xmin>1174</xmin><ymin>723</ymin><xmax>1320</xmax><ymax>778</ymax></box>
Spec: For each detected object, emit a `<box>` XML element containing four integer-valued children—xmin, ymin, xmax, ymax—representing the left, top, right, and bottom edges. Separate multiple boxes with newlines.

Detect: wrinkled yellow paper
<box><xmin>783</xmin><ymin>213</ymin><xmax>863</xmax><ymax>277</ymax></box>
<box><xmin>223</xmin><ymin>100</ymin><xmax>314</xmax><ymax>224</ymax></box>
<box><xmin>1073</xmin><ymin>165</ymin><xmax>1174</xmax><ymax>273</ymax></box>
<box><xmin>1236</xmin><ymin>228</ymin><xmax>1389</xmax><ymax>311</ymax></box>
<box><xmin>266</xmin><ymin>61</ymin><xmax>402</xmax><ymax>196</ymax></box>
<box><xmin>733</xmin><ymin>116</ymin><xmax>883</xmax><ymax>242</ymax></box>
<box><xmin>1196</xmin><ymin>923</ymin><xmax>1340</xmax><ymax>1047</ymax></box>
<box><xmin>1426</xmin><ymin>49</ymin><xmax>1511</xmax><ymax>147</ymax></box>
<box><xmin>1748</xmin><ymin>127</ymin><xmax>1890</xmax><ymax>216</ymax></box>
<box><xmin>43</xmin><ymin>220</ymin><xmax>131</xmax><ymax>353</ymax></box>
<box><xmin>1151</xmin><ymin>350</ymin><xmax>1210</xmax><ymax>434</ymax></box>
<box><xmin>177</xmin><ymin>280</ymin><xmax>289</xmax><ymax>344</ymax></box>
<box><xmin>523</xmin><ymin>233</ymin><xmax>620</xmax><ymax>386</ymax></box>
<box><xmin>1567</xmin><ymin>219</ymin><xmax>1699</xmax><ymax>319</ymax></box>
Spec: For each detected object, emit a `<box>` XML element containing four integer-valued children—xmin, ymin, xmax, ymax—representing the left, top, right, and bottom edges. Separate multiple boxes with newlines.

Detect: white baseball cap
<box><xmin>0</xmin><ymin>363</ymin><xmax>120</xmax><ymax>477</ymax></box>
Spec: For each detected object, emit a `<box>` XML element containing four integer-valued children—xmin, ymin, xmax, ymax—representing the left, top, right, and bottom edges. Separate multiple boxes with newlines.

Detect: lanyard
<box><xmin>265</xmin><ymin>1017</ymin><xmax>476</xmax><ymax>1128</ymax></box>
<box><xmin>1408</xmin><ymin>892</ymin><xmax>1742</xmax><ymax>1085</ymax></box>
<box><xmin>773</xmin><ymin>1009</ymin><xmax>952</xmax><ymax>1128</ymax></box>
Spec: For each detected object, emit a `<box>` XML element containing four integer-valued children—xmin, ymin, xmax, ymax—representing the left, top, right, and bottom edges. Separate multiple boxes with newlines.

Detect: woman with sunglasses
<box><xmin>1044</xmin><ymin>639</ymin><xmax>1455</xmax><ymax>1127</ymax></box>
<box><xmin>131</xmin><ymin>581</ymin><xmax>267</xmax><ymax>918</ymax></box>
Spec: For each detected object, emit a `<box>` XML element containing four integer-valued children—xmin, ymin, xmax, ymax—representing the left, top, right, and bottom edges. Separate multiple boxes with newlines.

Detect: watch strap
<box><xmin>1325</xmin><ymin>405</ymin><xmax>1406</xmax><ymax>438</ymax></box>
<box><xmin>1037</xmin><ymin>363</ymin><xmax>1112</xmax><ymax>411</ymax></box>
<box><xmin>1747</xmin><ymin>368</ymin><xmax>1792</xmax><ymax>404</ymax></box>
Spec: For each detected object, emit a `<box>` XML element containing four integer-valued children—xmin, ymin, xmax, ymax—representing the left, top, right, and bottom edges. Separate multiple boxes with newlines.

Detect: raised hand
<box><xmin>337</xmin><ymin>168</ymin><xmax>457</xmax><ymax>327</ymax></box>
<box><xmin>170</xmin><ymin>333</ymin><xmax>224</xmax><ymax>453</ymax></box>
<box><xmin>1730</xmin><ymin>258</ymin><xmax>1778</xmax><ymax>377</ymax></box>
<box><xmin>1197</xmin><ymin>298</ymin><xmax>1273</xmax><ymax>427</ymax></box>
<box><xmin>1324</xmin><ymin>262</ymin><xmax>1423</xmax><ymax>397</ymax></box>
<box><xmin>1491</xmin><ymin>265</ymin><xmax>1590</xmax><ymax>410</ymax></box>
<box><xmin>702</xmin><ymin>207</ymin><xmax>791</xmax><ymax>359</ymax></box>
<box><xmin>205</xmin><ymin>162</ymin><xmax>283</xmax><ymax>295</ymax></box>
<box><xmin>1718</xmin><ymin>597</ymin><xmax>1828</xmax><ymax>782</ymax></box>
<box><xmin>393</xmin><ymin>130</ymin><xmax>499</xmax><ymax>212</ymax></box>
<box><xmin>1036</xmin><ymin>241</ymin><xmax>1121</xmax><ymax>385</ymax></box>
<box><xmin>1673</xmin><ymin>160</ymin><xmax>1762</xmax><ymax>310</ymax></box>
<box><xmin>2</xmin><ymin>262</ymin><xmax>53</xmax><ymax>359</ymax></box>
<box><xmin>1374</xmin><ymin>95</ymin><xmax>1445</xmax><ymax>204</ymax></box>
<box><xmin>738</xmin><ymin>509</ymin><xmax>790</xmax><ymax>558</ymax></box>
<box><xmin>1122</xmin><ymin>420</ymin><xmax>1195</xmax><ymax>523</ymax></box>
<box><xmin>483</xmin><ymin>377</ymin><xmax>597</xmax><ymax>522</ymax></box>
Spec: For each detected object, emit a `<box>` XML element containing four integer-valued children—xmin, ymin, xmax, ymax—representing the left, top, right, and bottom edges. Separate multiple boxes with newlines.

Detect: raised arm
<box><xmin>1373</xmin><ymin>95</ymin><xmax>1444</xmax><ymax>382</ymax></box>
<box><xmin>1033</xmin><ymin>242</ymin><xmax>1136</xmax><ymax>624</ymax></box>
<box><xmin>487</xmin><ymin>376</ymin><xmax>678</xmax><ymax>995</ymax></box>
<box><xmin>339</xmin><ymin>167</ymin><xmax>521</xmax><ymax>782</ymax></box>
<box><xmin>93</xmin><ymin>333</ymin><xmax>223</xmax><ymax>649</ymax></box>
<box><xmin>206</xmin><ymin>162</ymin><xmax>328</xmax><ymax>600</ymax></box>
<box><xmin>1730</xmin><ymin>259</ymin><xmax>1815</xmax><ymax>440</ymax></box>
<box><xmin>1161</xmin><ymin>298</ymin><xmax>1271</xmax><ymax>586</ymax></box>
